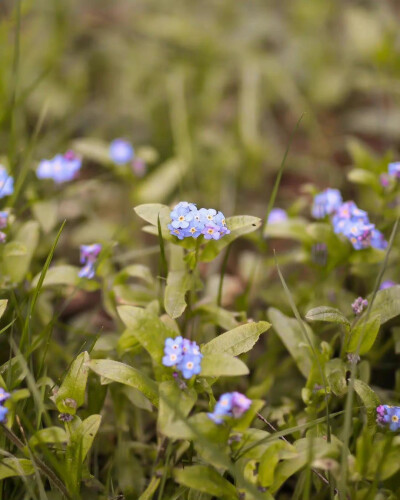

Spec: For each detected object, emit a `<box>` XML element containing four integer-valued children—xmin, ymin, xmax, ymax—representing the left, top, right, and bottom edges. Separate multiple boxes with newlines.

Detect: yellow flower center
<box><xmin>178</xmin><ymin>216</ymin><xmax>185</xmax><ymax>221</ymax></box>
<box><xmin>174</xmin><ymin>229</ymin><xmax>179</xmax><ymax>234</ymax></box>
<box><xmin>186</xmin><ymin>361</ymin><xmax>194</xmax><ymax>369</ymax></box>
<box><xmin>190</xmin><ymin>227</ymin><xmax>196</xmax><ymax>233</ymax></box>
<box><xmin>170</xmin><ymin>354</ymin><xmax>177</xmax><ymax>362</ymax></box>
<box><xmin>207</xmin><ymin>229</ymin><xmax>214</xmax><ymax>234</ymax></box>
<box><xmin>207</xmin><ymin>215</ymin><xmax>213</xmax><ymax>220</ymax></box>
<box><xmin>392</xmin><ymin>415</ymin><xmax>399</xmax><ymax>423</ymax></box>
<box><xmin>222</xmin><ymin>219</ymin><xmax>226</xmax><ymax>225</ymax></box>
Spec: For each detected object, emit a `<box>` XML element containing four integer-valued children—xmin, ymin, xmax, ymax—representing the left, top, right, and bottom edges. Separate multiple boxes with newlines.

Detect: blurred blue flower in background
<box><xmin>208</xmin><ymin>392</ymin><xmax>251</xmax><ymax>424</ymax></box>
<box><xmin>109</xmin><ymin>139</ymin><xmax>134</xmax><ymax>165</ymax></box>
<box><xmin>267</xmin><ymin>208</ymin><xmax>288</xmax><ymax>224</ymax></box>
<box><xmin>37</xmin><ymin>151</ymin><xmax>82</xmax><ymax>183</ymax></box>
<box><xmin>0</xmin><ymin>167</ymin><xmax>14</xmax><ymax>198</ymax></box>
<box><xmin>388</xmin><ymin>162</ymin><xmax>400</xmax><ymax>179</ymax></box>
<box><xmin>79</xmin><ymin>244</ymin><xmax>101</xmax><ymax>279</ymax></box>
<box><xmin>312</xmin><ymin>188</ymin><xmax>342</xmax><ymax>219</ymax></box>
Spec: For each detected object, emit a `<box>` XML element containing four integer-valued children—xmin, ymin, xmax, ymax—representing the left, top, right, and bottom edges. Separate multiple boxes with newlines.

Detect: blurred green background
<box><xmin>1</xmin><ymin>0</ymin><xmax>400</xmax><ymax>217</ymax></box>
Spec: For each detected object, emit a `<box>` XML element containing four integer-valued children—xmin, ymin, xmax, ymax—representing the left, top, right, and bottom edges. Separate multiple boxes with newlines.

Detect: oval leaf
<box><xmin>201</xmin><ymin>353</ymin><xmax>249</xmax><ymax>377</ymax></box>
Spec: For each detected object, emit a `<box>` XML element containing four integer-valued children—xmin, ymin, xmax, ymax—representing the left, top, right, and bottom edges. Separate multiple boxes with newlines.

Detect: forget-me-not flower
<box><xmin>162</xmin><ymin>336</ymin><xmax>203</xmax><ymax>379</ymax></box>
<box><xmin>37</xmin><ymin>151</ymin><xmax>82</xmax><ymax>183</ymax></box>
<box><xmin>79</xmin><ymin>244</ymin><xmax>102</xmax><ymax>279</ymax></box>
<box><xmin>0</xmin><ymin>167</ymin><xmax>14</xmax><ymax>198</ymax></box>
<box><xmin>312</xmin><ymin>189</ymin><xmax>342</xmax><ymax>219</ymax></box>
<box><xmin>109</xmin><ymin>139</ymin><xmax>134</xmax><ymax>165</ymax></box>
<box><xmin>267</xmin><ymin>208</ymin><xmax>288</xmax><ymax>224</ymax></box>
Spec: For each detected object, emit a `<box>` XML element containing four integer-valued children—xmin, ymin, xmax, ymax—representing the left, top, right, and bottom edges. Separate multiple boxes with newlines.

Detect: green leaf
<box><xmin>134</xmin><ymin>203</ymin><xmax>171</xmax><ymax>239</ymax></box>
<box><xmin>259</xmin><ymin>441</ymin><xmax>295</xmax><ymax>488</ymax></box>
<box><xmin>136</xmin><ymin>158</ymin><xmax>187</xmax><ymax>203</ymax></box>
<box><xmin>0</xmin><ymin>300</ymin><xmax>7</xmax><ymax>320</ymax></box>
<box><xmin>363</xmin><ymin>286</ymin><xmax>400</xmax><ymax>325</ymax></box>
<box><xmin>117</xmin><ymin>305</ymin><xmax>176</xmax><ymax>363</ymax></box>
<box><xmin>0</xmin><ymin>458</ymin><xmax>34</xmax><ymax>479</ymax></box>
<box><xmin>87</xmin><ymin>359</ymin><xmax>158</xmax><ymax>407</ymax></box>
<box><xmin>29</xmin><ymin>427</ymin><xmax>67</xmax><ymax>448</ymax></box>
<box><xmin>119</xmin><ymin>264</ymin><xmax>154</xmax><ymax>286</ymax></box>
<box><xmin>194</xmin><ymin>304</ymin><xmax>239</xmax><ymax>331</ymax></box>
<box><xmin>348</xmin><ymin>168</ymin><xmax>379</xmax><ymax>190</ymax></box>
<box><xmin>65</xmin><ymin>415</ymin><xmax>102</xmax><ymax>496</ymax></box>
<box><xmin>202</xmin><ymin>321</ymin><xmax>270</xmax><ymax>357</ymax></box>
<box><xmin>347</xmin><ymin>316</ymin><xmax>380</xmax><ymax>355</ymax></box>
<box><xmin>32</xmin><ymin>265</ymin><xmax>79</xmax><ymax>288</ymax></box>
<box><xmin>325</xmin><ymin>359</ymin><xmax>347</xmax><ymax>397</ymax></box>
<box><xmin>32</xmin><ymin>200</ymin><xmax>58</xmax><ymax>233</ymax></box>
<box><xmin>72</xmin><ymin>137</ymin><xmax>111</xmax><ymax>164</ymax></box>
<box><xmin>158</xmin><ymin>380</ymin><xmax>197</xmax><ymax>438</ymax></box>
<box><xmin>201</xmin><ymin>353</ymin><xmax>249</xmax><ymax>377</ymax></box>
<box><xmin>3</xmin><ymin>242</ymin><xmax>28</xmax><ymax>283</ymax></box>
<box><xmin>173</xmin><ymin>465</ymin><xmax>237</xmax><ymax>500</ymax></box>
<box><xmin>263</xmin><ymin>218</ymin><xmax>312</xmax><ymax>243</ymax></box>
<box><xmin>4</xmin><ymin>221</ymin><xmax>40</xmax><ymax>283</ymax></box>
<box><xmin>200</xmin><ymin>216</ymin><xmax>262</xmax><ymax>262</ymax></box>
<box><xmin>54</xmin><ymin>351</ymin><xmax>90</xmax><ymax>415</ymax></box>
<box><xmin>354</xmin><ymin>379</ymin><xmax>380</xmax><ymax>429</ymax></box>
<box><xmin>305</xmin><ymin>306</ymin><xmax>350</xmax><ymax>328</ymax></box>
<box><xmin>164</xmin><ymin>270</ymin><xmax>191</xmax><ymax>318</ymax></box>
<box><xmin>268</xmin><ymin>308</ymin><xmax>317</xmax><ymax>378</ymax></box>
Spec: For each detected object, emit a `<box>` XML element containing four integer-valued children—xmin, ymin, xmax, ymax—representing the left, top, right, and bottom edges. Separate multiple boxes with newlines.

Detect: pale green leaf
<box><xmin>173</xmin><ymin>465</ymin><xmax>237</xmax><ymax>500</ymax></box>
<box><xmin>305</xmin><ymin>306</ymin><xmax>350</xmax><ymax>328</ymax></box>
<box><xmin>87</xmin><ymin>359</ymin><xmax>158</xmax><ymax>407</ymax></box>
<box><xmin>55</xmin><ymin>351</ymin><xmax>90</xmax><ymax>415</ymax></box>
<box><xmin>200</xmin><ymin>353</ymin><xmax>249</xmax><ymax>377</ymax></box>
<box><xmin>202</xmin><ymin>321</ymin><xmax>270</xmax><ymax>357</ymax></box>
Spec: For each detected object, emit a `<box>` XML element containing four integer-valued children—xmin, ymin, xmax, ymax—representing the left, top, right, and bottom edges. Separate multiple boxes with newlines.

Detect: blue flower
<box><xmin>340</xmin><ymin>220</ymin><xmax>374</xmax><ymax>250</ymax></box>
<box><xmin>168</xmin><ymin>224</ymin><xmax>186</xmax><ymax>240</ymax></box>
<box><xmin>202</xmin><ymin>222</ymin><xmax>224</xmax><ymax>240</ymax></box>
<box><xmin>0</xmin><ymin>167</ymin><xmax>14</xmax><ymax>198</ymax></box>
<box><xmin>380</xmin><ymin>280</ymin><xmax>396</xmax><ymax>290</ymax></box>
<box><xmin>78</xmin><ymin>263</ymin><xmax>96</xmax><ymax>279</ymax></box>
<box><xmin>198</xmin><ymin>208</ymin><xmax>217</xmax><ymax>224</ymax></box>
<box><xmin>79</xmin><ymin>244</ymin><xmax>101</xmax><ymax>280</ymax></box>
<box><xmin>331</xmin><ymin>201</ymin><xmax>369</xmax><ymax>234</ymax></box>
<box><xmin>382</xmin><ymin>406</ymin><xmax>400</xmax><ymax>431</ymax></box>
<box><xmin>177</xmin><ymin>354</ymin><xmax>202</xmax><ymax>379</ymax></box>
<box><xmin>312</xmin><ymin>189</ymin><xmax>342</xmax><ymax>219</ymax></box>
<box><xmin>370</xmin><ymin>228</ymin><xmax>388</xmax><ymax>250</ymax></box>
<box><xmin>207</xmin><ymin>392</ymin><xmax>252</xmax><ymax>424</ymax></box>
<box><xmin>0</xmin><ymin>388</ymin><xmax>10</xmax><ymax>404</ymax></box>
<box><xmin>0</xmin><ymin>406</ymin><xmax>8</xmax><ymax>423</ymax></box>
<box><xmin>37</xmin><ymin>152</ymin><xmax>82</xmax><ymax>183</ymax></box>
<box><xmin>109</xmin><ymin>139</ymin><xmax>134</xmax><ymax>165</ymax></box>
<box><xmin>267</xmin><ymin>208</ymin><xmax>288</xmax><ymax>224</ymax></box>
<box><xmin>162</xmin><ymin>337</ymin><xmax>202</xmax><ymax>378</ymax></box>
<box><xmin>170</xmin><ymin>202</ymin><xmax>197</xmax><ymax>229</ymax></box>
<box><xmin>388</xmin><ymin>162</ymin><xmax>400</xmax><ymax>179</ymax></box>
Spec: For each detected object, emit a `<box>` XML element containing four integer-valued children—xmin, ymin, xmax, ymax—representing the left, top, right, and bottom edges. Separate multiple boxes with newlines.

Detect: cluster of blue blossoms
<box><xmin>312</xmin><ymin>189</ymin><xmax>387</xmax><ymax>250</ymax></box>
<box><xmin>208</xmin><ymin>392</ymin><xmax>252</xmax><ymax>424</ymax></box>
<box><xmin>0</xmin><ymin>388</ymin><xmax>10</xmax><ymax>423</ymax></box>
<box><xmin>376</xmin><ymin>405</ymin><xmax>400</xmax><ymax>431</ymax></box>
<box><xmin>79</xmin><ymin>244</ymin><xmax>102</xmax><ymax>279</ymax></box>
<box><xmin>168</xmin><ymin>202</ymin><xmax>230</xmax><ymax>241</ymax></box>
<box><xmin>162</xmin><ymin>336</ymin><xmax>203</xmax><ymax>379</ymax></box>
<box><xmin>37</xmin><ymin>151</ymin><xmax>82</xmax><ymax>184</ymax></box>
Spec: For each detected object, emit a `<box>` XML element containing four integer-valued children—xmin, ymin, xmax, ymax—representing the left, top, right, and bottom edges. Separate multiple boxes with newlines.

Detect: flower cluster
<box><xmin>0</xmin><ymin>388</ymin><xmax>10</xmax><ymax>423</ymax></box>
<box><xmin>79</xmin><ymin>244</ymin><xmax>102</xmax><ymax>279</ymax></box>
<box><xmin>0</xmin><ymin>212</ymin><xmax>9</xmax><ymax>243</ymax></box>
<box><xmin>37</xmin><ymin>151</ymin><xmax>82</xmax><ymax>183</ymax></box>
<box><xmin>376</xmin><ymin>405</ymin><xmax>400</xmax><ymax>431</ymax></box>
<box><xmin>168</xmin><ymin>202</ymin><xmax>230</xmax><ymax>241</ymax></box>
<box><xmin>109</xmin><ymin>139</ymin><xmax>134</xmax><ymax>165</ymax></box>
<box><xmin>162</xmin><ymin>336</ymin><xmax>203</xmax><ymax>379</ymax></box>
<box><xmin>312</xmin><ymin>188</ymin><xmax>342</xmax><ymax>219</ymax></box>
<box><xmin>208</xmin><ymin>392</ymin><xmax>252</xmax><ymax>424</ymax></box>
<box><xmin>351</xmin><ymin>297</ymin><xmax>368</xmax><ymax>315</ymax></box>
<box><xmin>0</xmin><ymin>167</ymin><xmax>14</xmax><ymax>199</ymax></box>
<box><xmin>312</xmin><ymin>191</ymin><xmax>387</xmax><ymax>251</ymax></box>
